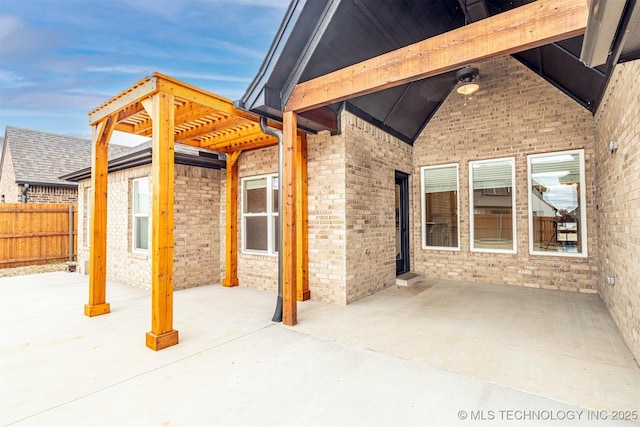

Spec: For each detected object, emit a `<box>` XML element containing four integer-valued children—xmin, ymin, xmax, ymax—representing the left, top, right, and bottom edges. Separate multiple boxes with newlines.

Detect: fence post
<box><xmin>68</xmin><ymin>204</ymin><xmax>74</xmax><ymax>262</ymax></box>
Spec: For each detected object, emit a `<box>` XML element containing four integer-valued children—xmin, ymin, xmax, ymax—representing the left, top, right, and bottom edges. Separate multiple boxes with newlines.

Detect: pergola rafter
<box><xmin>85</xmin><ymin>72</ymin><xmax>309</xmax><ymax>351</ymax></box>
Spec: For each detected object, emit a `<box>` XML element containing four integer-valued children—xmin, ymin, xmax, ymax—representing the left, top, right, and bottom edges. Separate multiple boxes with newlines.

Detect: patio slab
<box><xmin>1</xmin><ymin>272</ymin><xmax>638</xmax><ymax>426</ymax></box>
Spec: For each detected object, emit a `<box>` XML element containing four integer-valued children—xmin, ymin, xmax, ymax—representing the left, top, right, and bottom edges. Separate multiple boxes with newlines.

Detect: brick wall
<box><xmin>343</xmin><ymin>113</ymin><xmax>413</xmax><ymax>303</ymax></box>
<box><xmin>23</xmin><ymin>185</ymin><xmax>77</xmax><ymax>204</ymax></box>
<box><xmin>78</xmin><ymin>163</ymin><xmax>221</xmax><ymax>290</ymax></box>
<box><xmin>173</xmin><ymin>165</ymin><xmax>221</xmax><ymax>289</ymax></box>
<box><xmin>594</xmin><ymin>59</ymin><xmax>640</xmax><ymax>362</ymax></box>
<box><xmin>230</xmin><ymin>112</ymin><xmax>411</xmax><ymax>304</ymax></box>
<box><xmin>307</xmin><ymin>129</ymin><xmax>349</xmax><ymax>303</ymax></box>
<box><xmin>413</xmin><ymin>56</ymin><xmax>598</xmax><ymax>292</ymax></box>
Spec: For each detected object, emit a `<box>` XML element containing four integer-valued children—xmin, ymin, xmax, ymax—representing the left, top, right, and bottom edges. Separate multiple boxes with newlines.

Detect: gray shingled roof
<box><xmin>2</xmin><ymin>126</ymin><xmax>131</xmax><ymax>187</ymax></box>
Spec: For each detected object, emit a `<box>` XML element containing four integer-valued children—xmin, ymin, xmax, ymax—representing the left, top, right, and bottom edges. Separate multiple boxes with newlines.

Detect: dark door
<box><xmin>395</xmin><ymin>171</ymin><xmax>410</xmax><ymax>275</ymax></box>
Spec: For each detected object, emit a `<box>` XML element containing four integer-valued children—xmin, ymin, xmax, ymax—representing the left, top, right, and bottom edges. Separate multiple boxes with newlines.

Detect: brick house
<box><xmin>0</xmin><ymin>126</ymin><xmax>129</xmax><ymax>204</ymax></box>
<box><xmin>78</xmin><ymin>0</ymin><xmax>639</xmax><ymax>359</ymax></box>
<box><xmin>62</xmin><ymin>141</ymin><xmax>226</xmax><ymax>290</ymax></box>
<box><xmin>231</xmin><ymin>0</ymin><xmax>639</xmax><ymax>362</ymax></box>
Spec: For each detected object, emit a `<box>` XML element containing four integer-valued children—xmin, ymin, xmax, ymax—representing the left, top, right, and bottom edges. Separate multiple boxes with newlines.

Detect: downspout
<box><xmin>21</xmin><ymin>183</ymin><xmax>30</xmax><ymax>203</ymax></box>
<box><xmin>260</xmin><ymin>117</ymin><xmax>283</xmax><ymax>322</ymax></box>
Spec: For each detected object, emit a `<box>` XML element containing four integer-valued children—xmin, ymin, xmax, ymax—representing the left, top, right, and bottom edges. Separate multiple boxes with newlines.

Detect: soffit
<box><xmin>242</xmin><ymin>0</ymin><xmax>625</xmax><ymax>144</ymax></box>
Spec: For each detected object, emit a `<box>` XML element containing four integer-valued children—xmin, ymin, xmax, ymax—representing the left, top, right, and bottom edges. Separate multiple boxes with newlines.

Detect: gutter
<box><xmin>260</xmin><ymin>117</ymin><xmax>284</xmax><ymax>323</ymax></box>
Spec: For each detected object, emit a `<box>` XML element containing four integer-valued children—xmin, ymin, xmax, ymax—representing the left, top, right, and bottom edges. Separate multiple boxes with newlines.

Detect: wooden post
<box><xmin>68</xmin><ymin>204</ymin><xmax>74</xmax><ymax>262</ymax></box>
<box><xmin>296</xmin><ymin>134</ymin><xmax>310</xmax><ymax>301</ymax></box>
<box><xmin>222</xmin><ymin>151</ymin><xmax>241</xmax><ymax>287</ymax></box>
<box><xmin>85</xmin><ymin>116</ymin><xmax>115</xmax><ymax>317</ymax></box>
<box><xmin>145</xmin><ymin>91</ymin><xmax>179</xmax><ymax>351</ymax></box>
<box><xmin>282</xmin><ymin>111</ymin><xmax>297</xmax><ymax>326</ymax></box>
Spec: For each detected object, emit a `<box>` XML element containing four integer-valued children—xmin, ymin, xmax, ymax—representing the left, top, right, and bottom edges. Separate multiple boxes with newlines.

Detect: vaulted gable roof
<box><xmin>240</xmin><ymin>0</ymin><xmax>640</xmax><ymax>144</ymax></box>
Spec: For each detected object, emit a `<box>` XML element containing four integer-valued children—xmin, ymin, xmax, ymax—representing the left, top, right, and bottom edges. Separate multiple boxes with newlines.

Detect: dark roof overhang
<box><xmin>16</xmin><ymin>180</ymin><xmax>77</xmax><ymax>189</ymax></box>
<box><xmin>241</xmin><ymin>0</ymin><xmax>640</xmax><ymax>145</ymax></box>
<box><xmin>61</xmin><ymin>146</ymin><xmax>226</xmax><ymax>182</ymax></box>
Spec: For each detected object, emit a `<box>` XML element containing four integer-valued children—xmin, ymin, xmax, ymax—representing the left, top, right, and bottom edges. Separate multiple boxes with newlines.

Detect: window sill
<box><xmin>129</xmin><ymin>251</ymin><xmax>149</xmax><ymax>260</ymax></box>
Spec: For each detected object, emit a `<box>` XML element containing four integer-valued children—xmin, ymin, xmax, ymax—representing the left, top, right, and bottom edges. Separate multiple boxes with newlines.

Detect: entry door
<box><xmin>395</xmin><ymin>171</ymin><xmax>410</xmax><ymax>275</ymax></box>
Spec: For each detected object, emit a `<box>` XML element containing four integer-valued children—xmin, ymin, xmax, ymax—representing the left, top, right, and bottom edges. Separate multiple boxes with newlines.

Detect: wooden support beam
<box><xmin>132</xmin><ymin>102</ymin><xmax>225</xmax><ymax>138</ymax></box>
<box><xmin>174</xmin><ymin>115</ymin><xmax>245</xmax><ymax>144</ymax></box>
<box><xmin>296</xmin><ymin>134</ymin><xmax>310</xmax><ymax>301</ymax></box>
<box><xmin>286</xmin><ymin>0</ymin><xmax>588</xmax><ymax>112</ymax></box>
<box><xmin>89</xmin><ymin>77</ymin><xmax>157</xmax><ymax>125</ymax></box>
<box><xmin>155</xmin><ymin>74</ymin><xmax>264</xmax><ymax>123</ymax></box>
<box><xmin>199</xmin><ymin>125</ymin><xmax>263</xmax><ymax>147</ymax></box>
<box><xmin>222</xmin><ymin>151</ymin><xmax>241</xmax><ymax>288</ymax></box>
<box><xmin>282</xmin><ymin>111</ymin><xmax>298</xmax><ymax>326</ymax></box>
<box><xmin>117</xmin><ymin>102</ymin><xmax>146</xmax><ymax>123</ymax></box>
<box><xmin>85</xmin><ymin>115</ymin><xmax>116</xmax><ymax>317</ymax></box>
<box><xmin>145</xmin><ymin>91</ymin><xmax>179</xmax><ymax>351</ymax></box>
<box><xmin>201</xmin><ymin>134</ymin><xmax>279</xmax><ymax>153</ymax></box>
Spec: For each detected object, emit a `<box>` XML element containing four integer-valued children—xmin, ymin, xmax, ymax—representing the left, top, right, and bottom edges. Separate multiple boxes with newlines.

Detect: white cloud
<box><xmin>0</xmin><ymin>70</ymin><xmax>36</xmax><ymax>89</ymax></box>
<box><xmin>0</xmin><ymin>15</ymin><xmax>23</xmax><ymax>41</ymax></box>
<box><xmin>85</xmin><ymin>65</ymin><xmax>153</xmax><ymax>75</ymax></box>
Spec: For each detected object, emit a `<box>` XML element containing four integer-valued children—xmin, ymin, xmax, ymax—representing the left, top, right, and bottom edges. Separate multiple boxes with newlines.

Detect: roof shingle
<box><xmin>2</xmin><ymin>126</ymin><xmax>131</xmax><ymax>187</ymax></box>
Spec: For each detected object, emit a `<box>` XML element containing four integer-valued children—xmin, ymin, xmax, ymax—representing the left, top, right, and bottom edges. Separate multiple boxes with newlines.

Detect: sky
<box><xmin>0</xmin><ymin>0</ymin><xmax>289</xmax><ymax>145</ymax></box>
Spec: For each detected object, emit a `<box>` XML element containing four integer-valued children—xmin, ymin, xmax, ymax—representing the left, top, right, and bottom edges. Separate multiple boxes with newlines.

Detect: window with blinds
<box><xmin>421</xmin><ymin>163</ymin><xmax>459</xmax><ymax>250</ymax></box>
<box><xmin>242</xmin><ymin>174</ymin><xmax>279</xmax><ymax>255</ymax></box>
<box><xmin>528</xmin><ymin>150</ymin><xmax>587</xmax><ymax>257</ymax></box>
<box><xmin>469</xmin><ymin>157</ymin><xmax>516</xmax><ymax>253</ymax></box>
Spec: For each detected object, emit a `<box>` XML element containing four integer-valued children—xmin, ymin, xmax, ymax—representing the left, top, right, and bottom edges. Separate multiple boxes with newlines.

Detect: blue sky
<box><xmin>0</xmin><ymin>0</ymin><xmax>288</xmax><ymax>145</ymax></box>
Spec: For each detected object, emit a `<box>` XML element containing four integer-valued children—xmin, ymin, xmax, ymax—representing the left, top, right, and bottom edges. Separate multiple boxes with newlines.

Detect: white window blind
<box><xmin>423</xmin><ymin>165</ymin><xmax>458</xmax><ymax>193</ymax></box>
<box><xmin>472</xmin><ymin>160</ymin><xmax>513</xmax><ymax>190</ymax></box>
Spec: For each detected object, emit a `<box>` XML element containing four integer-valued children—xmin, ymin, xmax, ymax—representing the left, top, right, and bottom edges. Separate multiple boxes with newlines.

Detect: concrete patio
<box><xmin>1</xmin><ymin>272</ymin><xmax>638</xmax><ymax>426</ymax></box>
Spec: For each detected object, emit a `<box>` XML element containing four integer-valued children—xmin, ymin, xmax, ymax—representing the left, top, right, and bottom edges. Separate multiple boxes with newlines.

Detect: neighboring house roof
<box><xmin>61</xmin><ymin>140</ymin><xmax>226</xmax><ymax>182</ymax></box>
<box><xmin>240</xmin><ymin>0</ymin><xmax>640</xmax><ymax>144</ymax></box>
<box><xmin>0</xmin><ymin>126</ymin><xmax>131</xmax><ymax>188</ymax></box>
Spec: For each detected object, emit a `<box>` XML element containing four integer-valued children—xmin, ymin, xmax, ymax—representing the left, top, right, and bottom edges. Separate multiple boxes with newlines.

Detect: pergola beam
<box><xmin>286</xmin><ymin>0</ymin><xmax>588</xmax><ymax>112</ymax></box>
<box><xmin>89</xmin><ymin>78</ymin><xmax>157</xmax><ymax>125</ymax></box>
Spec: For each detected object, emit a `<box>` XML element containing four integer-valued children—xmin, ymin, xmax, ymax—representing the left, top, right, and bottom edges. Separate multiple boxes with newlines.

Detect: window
<box><xmin>86</xmin><ymin>187</ymin><xmax>91</xmax><ymax>246</ymax></box>
<box><xmin>528</xmin><ymin>150</ymin><xmax>587</xmax><ymax>256</ymax></box>
<box><xmin>469</xmin><ymin>157</ymin><xmax>516</xmax><ymax>253</ymax></box>
<box><xmin>242</xmin><ymin>174</ymin><xmax>279</xmax><ymax>255</ymax></box>
<box><xmin>421</xmin><ymin>164</ymin><xmax>459</xmax><ymax>250</ymax></box>
<box><xmin>132</xmin><ymin>177</ymin><xmax>150</xmax><ymax>252</ymax></box>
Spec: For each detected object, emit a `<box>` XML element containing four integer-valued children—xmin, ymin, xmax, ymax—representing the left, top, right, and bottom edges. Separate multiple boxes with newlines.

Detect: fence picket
<box><xmin>0</xmin><ymin>203</ymin><xmax>78</xmax><ymax>268</ymax></box>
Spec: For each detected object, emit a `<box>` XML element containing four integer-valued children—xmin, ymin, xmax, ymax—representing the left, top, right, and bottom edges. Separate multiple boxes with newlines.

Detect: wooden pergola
<box><xmin>84</xmin><ymin>73</ymin><xmax>309</xmax><ymax>351</ymax></box>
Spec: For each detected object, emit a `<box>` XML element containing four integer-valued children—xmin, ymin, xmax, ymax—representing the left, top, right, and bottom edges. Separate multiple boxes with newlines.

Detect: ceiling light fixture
<box><xmin>456</xmin><ymin>66</ymin><xmax>479</xmax><ymax>96</ymax></box>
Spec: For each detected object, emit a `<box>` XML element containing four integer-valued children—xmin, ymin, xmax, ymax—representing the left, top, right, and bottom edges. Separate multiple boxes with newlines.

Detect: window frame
<box><xmin>420</xmin><ymin>163</ymin><xmax>460</xmax><ymax>251</ymax></box>
<box><xmin>469</xmin><ymin>157</ymin><xmax>517</xmax><ymax>254</ymax></box>
<box><xmin>132</xmin><ymin>176</ymin><xmax>150</xmax><ymax>253</ymax></box>
<box><xmin>527</xmin><ymin>149</ymin><xmax>587</xmax><ymax>258</ymax></box>
<box><xmin>241</xmin><ymin>173</ymin><xmax>279</xmax><ymax>256</ymax></box>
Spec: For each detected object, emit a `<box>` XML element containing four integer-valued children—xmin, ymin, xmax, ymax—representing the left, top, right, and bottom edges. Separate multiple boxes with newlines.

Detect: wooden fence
<box><xmin>0</xmin><ymin>203</ymin><xmax>77</xmax><ymax>269</ymax></box>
